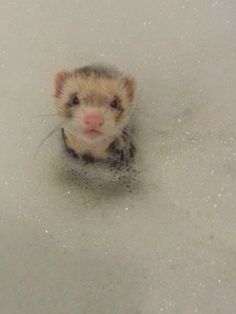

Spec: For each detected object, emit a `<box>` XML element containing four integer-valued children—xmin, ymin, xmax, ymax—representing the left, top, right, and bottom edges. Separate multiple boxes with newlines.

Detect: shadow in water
<box><xmin>54</xmin><ymin>153</ymin><xmax>142</xmax><ymax>205</ymax></box>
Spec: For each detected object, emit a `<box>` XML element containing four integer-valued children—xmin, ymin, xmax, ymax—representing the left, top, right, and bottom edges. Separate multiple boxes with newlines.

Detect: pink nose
<box><xmin>83</xmin><ymin>113</ymin><xmax>104</xmax><ymax>128</ymax></box>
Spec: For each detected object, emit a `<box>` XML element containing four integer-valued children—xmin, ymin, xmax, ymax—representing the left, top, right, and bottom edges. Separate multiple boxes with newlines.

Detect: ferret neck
<box><xmin>62</xmin><ymin>128</ymin><xmax>115</xmax><ymax>160</ymax></box>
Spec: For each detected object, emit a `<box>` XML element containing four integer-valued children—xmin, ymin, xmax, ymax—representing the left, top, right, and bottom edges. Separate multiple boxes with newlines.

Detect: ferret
<box><xmin>53</xmin><ymin>65</ymin><xmax>136</xmax><ymax>164</ymax></box>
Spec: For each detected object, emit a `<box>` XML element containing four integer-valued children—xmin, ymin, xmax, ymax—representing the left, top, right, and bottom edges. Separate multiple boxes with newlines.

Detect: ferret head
<box><xmin>53</xmin><ymin>66</ymin><xmax>135</xmax><ymax>143</ymax></box>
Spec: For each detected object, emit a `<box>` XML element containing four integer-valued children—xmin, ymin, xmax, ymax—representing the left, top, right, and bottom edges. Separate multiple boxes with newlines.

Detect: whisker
<box><xmin>34</xmin><ymin>123</ymin><xmax>62</xmax><ymax>157</ymax></box>
<box><xmin>32</xmin><ymin>113</ymin><xmax>57</xmax><ymax>118</ymax></box>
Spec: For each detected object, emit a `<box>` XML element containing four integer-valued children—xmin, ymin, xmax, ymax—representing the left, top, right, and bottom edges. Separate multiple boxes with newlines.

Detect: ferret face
<box><xmin>53</xmin><ymin>68</ymin><xmax>135</xmax><ymax>143</ymax></box>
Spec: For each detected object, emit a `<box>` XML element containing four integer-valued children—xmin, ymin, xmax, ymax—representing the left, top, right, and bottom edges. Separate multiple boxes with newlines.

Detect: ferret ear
<box><xmin>123</xmin><ymin>76</ymin><xmax>136</xmax><ymax>100</ymax></box>
<box><xmin>53</xmin><ymin>71</ymin><xmax>68</xmax><ymax>97</ymax></box>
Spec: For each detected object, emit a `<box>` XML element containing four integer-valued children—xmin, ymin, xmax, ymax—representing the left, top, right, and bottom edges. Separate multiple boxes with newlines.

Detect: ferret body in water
<box><xmin>53</xmin><ymin>65</ymin><xmax>136</xmax><ymax>164</ymax></box>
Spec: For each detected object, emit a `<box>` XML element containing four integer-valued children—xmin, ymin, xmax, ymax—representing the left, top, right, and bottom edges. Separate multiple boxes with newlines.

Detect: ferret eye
<box><xmin>110</xmin><ymin>99</ymin><xmax>118</xmax><ymax>109</ymax></box>
<box><xmin>70</xmin><ymin>96</ymin><xmax>80</xmax><ymax>106</ymax></box>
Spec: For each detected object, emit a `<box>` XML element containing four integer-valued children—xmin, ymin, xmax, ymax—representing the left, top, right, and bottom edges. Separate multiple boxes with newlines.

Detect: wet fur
<box><xmin>54</xmin><ymin>65</ymin><xmax>136</xmax><ymax>163</ymax></box>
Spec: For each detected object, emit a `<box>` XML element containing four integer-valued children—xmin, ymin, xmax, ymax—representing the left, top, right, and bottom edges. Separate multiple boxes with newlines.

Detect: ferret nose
<box><xmin>83</xmin><ymin>113</ymin><xmax>104</xmax><ymax>128</ymax></box>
